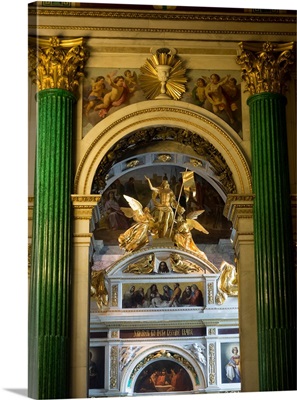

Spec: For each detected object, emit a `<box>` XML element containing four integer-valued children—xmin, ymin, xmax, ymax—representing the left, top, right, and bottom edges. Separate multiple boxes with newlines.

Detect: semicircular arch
<box><xmin>120</xmin><ymin>343</ymin><xmax>206</xmax><ymax>394</ymax></box>
<box><xmin>74</xmin><ymin>100</ymin><xmax>252</xmax><ymax>195</ymax></box>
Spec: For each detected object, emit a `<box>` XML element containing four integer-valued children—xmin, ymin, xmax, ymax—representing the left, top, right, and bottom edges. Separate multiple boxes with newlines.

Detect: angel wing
<box><xmin>186</xmin><ymin>210</ymin><xmax>209</xmax><ymax>234</ymax></box>
<box><xmin>121</xmin><ymin>195</ymin><xmax>144</xmax><ymax>219</ymax></box>
<box><xmin>186</xmin><ymin>210</ymin><xmax>205</xmax><ymax>220</ymax></box>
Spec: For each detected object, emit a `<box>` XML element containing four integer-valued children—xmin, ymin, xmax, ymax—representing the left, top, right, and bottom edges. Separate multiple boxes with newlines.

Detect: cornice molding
<box><xmin>28</xmin><ymin>8</ymin><xmax>296</xmax><ymax>24</ymax></box>
<box><xmin>223</xmin><ymin>194</ymin><xmax>254</xmax><ymax>228</ymax></box>
<box><xmin>28</xmin><ymin>25</ymin><xmax>295</xmax><ymax>38</ymax></box>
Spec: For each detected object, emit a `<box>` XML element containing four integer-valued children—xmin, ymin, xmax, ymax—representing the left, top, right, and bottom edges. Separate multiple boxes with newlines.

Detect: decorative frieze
<box><xmin>110</xmin><ymin>346</ymin><xmax>118</xmax><ymax>389</ymax></box>
<box><xmin>207</xmin><ymin>282</ymin><xmax>214</xmax><ymax>304</ymax></box>
<box><xmin>208</xmin><ymin>343</ymin><xmax>216</xmax><ymax>385</ymax></box>
<box><xmin>71</xmin><ymin>194</ymin><xmax>101</xmax><ymax>220</ymax></box>
<box><xmin>111</xmin><ymin>285</ymin><xmax>118</xmax><ymax>307</ymax></box>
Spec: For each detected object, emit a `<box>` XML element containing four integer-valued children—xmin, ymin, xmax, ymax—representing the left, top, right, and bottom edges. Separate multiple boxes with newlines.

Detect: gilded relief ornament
<box><xmin>215</xmin><ymin>261</ymin><xmax>238</xmax><ymax>305</ymax></box>
<box><xmin>236</xmin><ymin>41</ymin><xmax>295</xmax><ymax>95</ymax></box>
<box><xmin>190</xmin><ymin>158</ymin><xmax>203</xmax><ymax>168</ymax></box>
<box><xmin>28</xmin><ymin>36</ymin><xmax>89</xmax><ymax>94</ymax></box>
<box><xmin>123</xmin><ymin>254</ymin><xmax>155</xmax><ymax>274</ymax></box>
<box><xmin>90</xmin><ymin>270</ymin><xmax>109</xmax><ymax>309</ymax></box>
<box><xmin>126</xmin><ymin>159</ymin><xmax>140</xmax><ymax>168</ymax></box>
<box><xmin>156</xmin><ymin>154</ymin><xmax>172</xmax><ymax>162</ymax></box>
<box><xmin>170</xmin><ymin>253</ymin><xmax>205</xmax><ymax>274</ymax></box>
<box><xmin>139</xmin><ymin>47</ymin><xmax>187</xmax><ymax>100</ymax></box>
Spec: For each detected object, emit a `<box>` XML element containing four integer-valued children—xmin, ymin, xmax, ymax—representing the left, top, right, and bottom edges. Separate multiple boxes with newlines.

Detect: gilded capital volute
<box><xmin>28</xmin><ymin>36</ymin><xmax>89</xmax><ymax>94</ymax></box>
<box><xmin>236</xmin><ymin>41</ymin><xmax>295</xmax><ymax>95</ymax></box>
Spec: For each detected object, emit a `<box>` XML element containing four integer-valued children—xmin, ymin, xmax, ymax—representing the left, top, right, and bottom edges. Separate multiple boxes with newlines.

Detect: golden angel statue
<box><xmin>173</xmin><ymin>210</ymin><xmax>209</xmax><ymax>260</ymax></box>
<box><xmin>118</xmin><ymin>195</ymin><xmax>158</xmax><ymax>253</ymax></box>
<box><xmin>91</xmin><ymin>270</ymin><xmax>109</xmax><ymax>309</ymax></box>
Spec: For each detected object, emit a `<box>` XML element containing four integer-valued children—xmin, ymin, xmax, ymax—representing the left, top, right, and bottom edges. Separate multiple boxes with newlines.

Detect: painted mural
<box><xmin>133</xmin><ymin>360</ymin><xmax>193</xmax><ymax>393</ymax></box>
<box><xmin>89</xmin><ymin>347</ymin><xmax>105</xmax><ymax>389</ymax></box>
<box><xmin>220</xmin><ymin>342</ymin><xmax>241</xmax><ymax>384</ymax></box>
<box><xmin>82</xmin><ymin>68</ymin><xmax>242</xmax><ymax>136</ymax></box>
<box><xmin>122</xmin><ymin>281</ymin><xmax>204</xmax><ymax>309</ymax></box>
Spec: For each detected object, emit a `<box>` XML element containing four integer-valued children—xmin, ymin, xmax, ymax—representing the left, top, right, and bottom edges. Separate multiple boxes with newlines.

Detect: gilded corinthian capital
<box><xmin>236</xmin><ymin>41</ymin><xmax>295</xmax><ymax>95</ymax></box>
<box><xmin>28</xmin><ymin>36</ymin><xmax>89</xmax><ymax>94</ymax></box>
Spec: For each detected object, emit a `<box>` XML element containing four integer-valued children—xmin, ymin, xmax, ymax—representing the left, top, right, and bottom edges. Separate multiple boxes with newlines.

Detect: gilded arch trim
<box><xmin>74</xmin><ymin>101</ymin><xmax>252</xmax><ymax>195</ymax></box>
<box><xmin>120</xmin><ymin>344</ymin><xmax>206</xmax><ymax>394</ymax></box>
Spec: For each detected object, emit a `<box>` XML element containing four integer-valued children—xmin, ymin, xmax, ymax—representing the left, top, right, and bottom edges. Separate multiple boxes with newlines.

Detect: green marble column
<box><xmin>237</xmin><ymin>42</ymin><xmax>296</xmax><ymax>391</ymax></box>
<box><xmin>28</xmin><ymin>37</ymin><xmax>89</xmax><ymax>399</ymax></box>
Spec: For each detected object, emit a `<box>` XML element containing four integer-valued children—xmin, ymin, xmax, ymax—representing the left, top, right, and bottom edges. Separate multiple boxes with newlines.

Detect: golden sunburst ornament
<box><xmin>139</xmin><ymin>47</ymin><xmax>187</xmax><ymax>100</ymax></box>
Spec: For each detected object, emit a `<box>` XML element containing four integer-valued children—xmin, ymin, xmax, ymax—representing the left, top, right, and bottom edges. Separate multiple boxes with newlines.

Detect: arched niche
<box><xmin>74</xmin><ymin>100</ymin><xmax>252</xmax><ymax>196</ymax></box>
<box><xmin>120</xmin><ymin>345</ymin><xmax>206</xmax><ymax>395</ymax></box>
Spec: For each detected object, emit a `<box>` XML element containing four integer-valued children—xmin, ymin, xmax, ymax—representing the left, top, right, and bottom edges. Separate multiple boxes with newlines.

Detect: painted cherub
<box><xmin>94</xmin><ymin>73</ymin><xmax>129</xmax><ymax>117</ymax></box>
<box><xmin>84</xmin><ymin>76</ymin><xmax>107</xmax><ymax>116</ymax></box>
<box><xmin>124</xmin><ymin>69</ymin><xmax>138</xmax><ymax>92</ymax></box>
<box><xmin>192</xmin><ymin>77</ymin><xmax>207</xmax><ymax>106</ymax></box>
<box><xmin>204</xmin><ymin>73</ymin><xmax>235</xmax><ymax>124</ymax></box>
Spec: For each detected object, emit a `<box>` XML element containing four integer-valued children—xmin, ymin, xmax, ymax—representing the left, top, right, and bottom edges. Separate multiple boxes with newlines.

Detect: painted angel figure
<box><xmin>173</xmin><ymin>210</ymin><xmax>209</xmax><ymax>260</ymax></box>
<box><xmin>118</xmin><ymin>195</ymin><xmax>158</xmax><ymax>253</ymax></box>
<box><xmin>204</xmin><ymin>73</ymin><xmax>236</xmax><ymax>124</ymax></box>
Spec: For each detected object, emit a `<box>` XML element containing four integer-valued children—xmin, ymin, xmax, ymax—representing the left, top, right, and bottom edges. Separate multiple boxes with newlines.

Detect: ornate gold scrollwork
<box><xmin>236</xmin><ymin>41</ymin><xmax>295</xmax><ymax>95</ymax></box>
<box><xmin>28</xmin><ymin>36</ymin><xmax>89</xmax><ymax>94</ymax></box>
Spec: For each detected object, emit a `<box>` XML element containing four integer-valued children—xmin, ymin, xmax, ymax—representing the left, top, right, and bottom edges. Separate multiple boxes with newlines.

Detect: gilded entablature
<box><xmin>28</xmin><ymin>5</ymin><xmax>296</xmax><ymax>24</ymax></box>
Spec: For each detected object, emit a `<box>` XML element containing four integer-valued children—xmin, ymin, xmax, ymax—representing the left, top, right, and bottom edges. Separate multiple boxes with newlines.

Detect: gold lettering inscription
<box><xmin>132</xmin><ymin>328</ymin><xmax>195</xmax><ymax>338</ymax></box>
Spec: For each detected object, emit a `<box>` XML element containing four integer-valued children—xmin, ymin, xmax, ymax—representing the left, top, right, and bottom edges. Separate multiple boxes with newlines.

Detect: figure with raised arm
<box><xmin>145</xmin><ymin>176</ymin><xmax>184</xmax><ymax>238</ymax></box>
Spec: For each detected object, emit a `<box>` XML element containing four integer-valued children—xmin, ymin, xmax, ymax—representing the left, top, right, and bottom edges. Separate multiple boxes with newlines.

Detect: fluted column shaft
<box><xmin>28</xmin><ymin>36</ymin><xmax>89</xmax><ymax>399</ymax></box>
<box><xmin>248</xmin><ymin>92</ymin><xmax>296</xmax><ymax>391</ymax></box>
<box><xmin>29</xmin><ymin>89</ymin><xmax>75</xmax><ymax>399</ymax></box>
<box><xmin>236</xmin><ymin>41</ymin><xmax>296</xmax><ymax>392</ymax></box>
